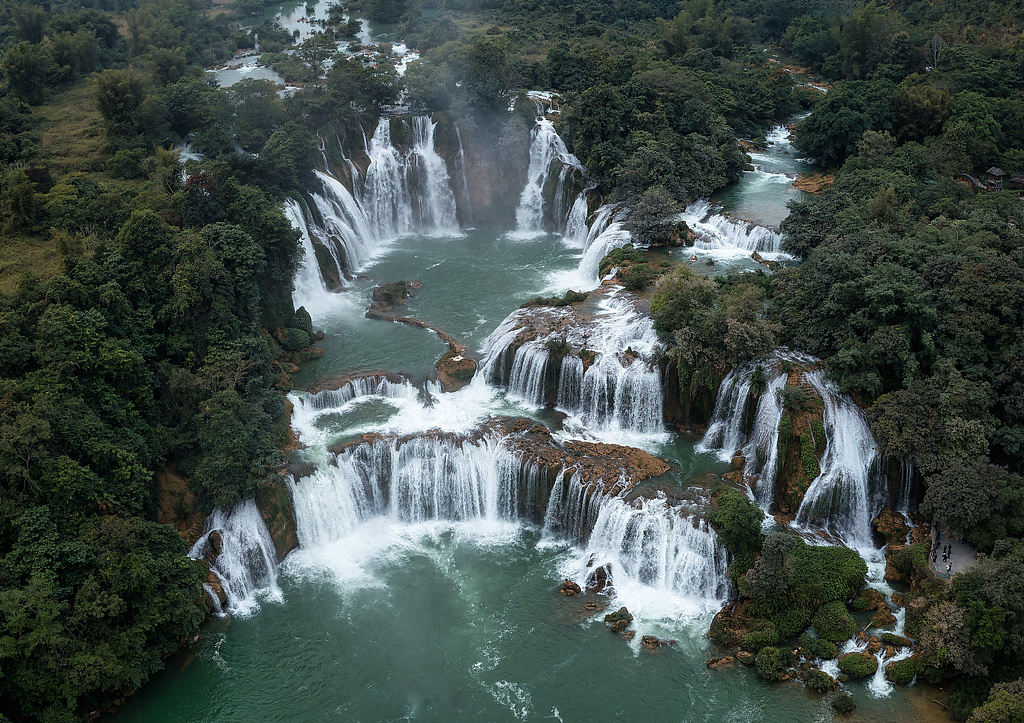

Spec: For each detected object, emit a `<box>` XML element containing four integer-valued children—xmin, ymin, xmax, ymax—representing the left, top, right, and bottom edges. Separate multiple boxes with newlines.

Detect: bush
<box><xmin>831</xmin><ymin>692</ymin><xmax>857</xmax><ymax>714</ymax></box>
<box><xmin>816</xmin><ymin>639</ymin><xmax>838</xmax><ymax>659</ymax></box>
<box><xmin>742</xmin><ymin>625</ymin><xmax>780</xmax><ymax>652</ymax></box>
<box><xmin>755</xmin><ymin>646</ymin><xmax>794</xmax><ymax>682</ymax></box>
<box><xmin>838</xmin><ymin>652</ymin><xmax>879</xmax><ymax>678</ymax></box>
<box><xmin>521</xmin><ymin>289</ymin><xmax>588</xmax><ymax>307</ymax></box>
<box><xmin>620</xmin><ymin>263</ymin><xmax>658</xmax><ymax>290</ymax></box>
<box><xmin>885</xmin><ymin>658</ymin><xmax>916</xmax><ymax>684</ymax></box>
<box><xmin>799</xmin><ymin>631</ymin><xmax>838</xmax><ymax>659</ymax></box>
<box><xmin>709</xmin><ymin>487</ymin><xmax>765</xmax><ymax>558</ymax></box>
<box><xmin>805</xmin><ymin>668</ymin><xmax>834</xmax><ymax>693</ymax></box>
<box><xmin>812</xmin><ymin>601</ymin><xmax>857</xmax><ymax>643</ymax></box>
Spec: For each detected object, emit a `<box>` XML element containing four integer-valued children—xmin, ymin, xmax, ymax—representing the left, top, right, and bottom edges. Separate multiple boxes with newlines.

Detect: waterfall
<box><xmin>795</xmin><ymin>370</ymin><xmax>885</xmax><ymax>547</ymax></box>
<box><xmin>680</xmin><ymin>200</ymin><xmax>785</xmax><ymax>257</ymax></box>
<box><xmin>477</xmin><ymin>290</ymin><xmax>665</xmax><ymax>437</ymax></box>
<box><xmin>285</xmin><ymin>198</ymin><xmax>333</xmax><ymax>312</ymax></box>
<box><xmin>287</xmin><ymin>426</ymin><xmax>727</xmax><ymax>606</ymax></box>
<box><xmin>698</xmin><ymin>358</ymin><xmax>788</xmax><ymax>510</ymax></box>
<box><xmin>360</xmin><ymin>116</ymin><xmax>460</xmax><ymax>239</ymax></box>
<box><xmin>576</xmin><ymin>205</ymin><xmax>631</xmax><ymax>287</ymax></box>
<box><xmin>454</xmin><ymin>125</ymin><xmax>474</xmax><ymax>226</ymax></box>
<box><xmin>563</xmin><ymin>193</ymin><xmax>589</xmax><ymax>247</ymax></box>
<box><xmin>513</xmin><ymin>119</ymin><xmax>584</xmax><ymax>238</ymax></box>
<box><xmin>362</xmin><ymin>119</ymin><xmax>413</xmax><ymax>239</ymax></box>
<box><xmin>188</xmin><ymin>500</ymin><xmax>283</xmax><ymax>617</ymax></box>
<box><xmin>573</xmin><ymin>496</ymin><xmax>731</xmax><ymax>602</ymax></box>
<box><xmin>410</xmin><ymin>116</ymin><xmax>460</xmax><ymax>234</ymax></box>
<box><xmin>311</xmin><ymin>170</ymin><xmax>377</xmax><ymax>269</ymax></box>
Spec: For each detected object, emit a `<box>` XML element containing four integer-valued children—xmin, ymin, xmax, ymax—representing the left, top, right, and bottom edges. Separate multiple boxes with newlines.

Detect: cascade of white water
<box><xmin>284</xmin><ymin>198</ymin><xmax>333</xmax><ymax>311</ymax></box>
<box><xmin>577</xmin><ymin>205</ymin><xmax>631</xmax><ymax>286</ymax></box>
<box><xmin>410</xmin><ymin>115</ymin><xmax>460</xmax><ymax>234</ymax></box>
<box><xmin>698</xmin><ymin>358</ymin><xmax>789</xmax><ymax>509</ymax></box>
<box><xmin>305</xmin><ymin>375</ymin><xmax>415</xmax><ymax>411</ymax></box>
<box><xmin>680</xmin><ymin>199</ymin><xmax>785</xmax><ymax>256</ymax></box>
<box><xmin>310</xmin><ymin>170</ymin><xmax>377</xmax><ymax>269</ymax></box>
<box><xmin>563</xmin><ymin>193</ymin><xmax>589</xmax><ymax>247</ymax></box>
<box><xmin>189</xmin><ymin>500</ymin><xmax>283</xmax><ymax>616</ymax></box>
<box><xmin>895</xmin><ymin>459</ymin><xmax>916</xmax><ymax>516</ymax></box>
<box><xmin>359</xmin><ymin>117</ymin><xmax>461</xmax><ymax>239</ymax></box>
<box><xmin>513</xmin><ymin>119</ymin><xmax>584</xmax><ymax>237</ymax></box>
<box><xmin>794</xmin><ymin>371</ymin><xmax>883</xmax><ymax>547</ymax></box>
<box><xmin>290</xmin><ymin>435</ymin><xmax>527</xmax><ymax>543</ymax></box>
<box><xmin>577</xmin><ymin>496</ymin><xmax>731</xmax><ymax>602</ymax></box>
<box><xmin>454</xmin><ymin>125</ymin><xmax>474</xmax><ymax>225</ymax></box>
<box><xmin>476</xmin><ymin>290</ymin><xmax>664</xmax><ymax>437</ymax></box>
<box><xmin>362</xmin><ymin>119</ymin><xmax>413</xmax><ymax>239</ymax></box>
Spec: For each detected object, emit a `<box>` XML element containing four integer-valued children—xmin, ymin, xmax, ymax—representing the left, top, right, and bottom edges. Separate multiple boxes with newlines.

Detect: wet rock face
<box><xmin>873</xmin><ymin>506</ymin><xmax>911</xmax><ymax>545</ymax></box>
<box><xmin>558</xmin><ymin>579</ymin><xmax>582</xmax><ymax>596</ymax></box>
<box><xmin>605</xmin><ymin>606</ymin><xmax>634</xmax><ymax>634</ymax></box>
<box><xmin>436</xmin><ymin>349</ymin><xmax>477</xmax><ymax>392</ymax></box>
<box><xmin>642</xmin><ymin>635</ymin><xmax>676</xmax><ymax>650</ymax></box>
<box><xmin>706</xmin><ymin>656</ymin><xmax>734</xmax><ymax>668</ymax></box>
<box><xmin>585</xmin><ymin>563</ymin><xmax>612</xmax><ymax>593</ymax></box>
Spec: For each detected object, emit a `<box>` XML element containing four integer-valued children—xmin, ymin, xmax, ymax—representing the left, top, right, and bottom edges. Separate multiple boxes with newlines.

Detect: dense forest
<box><xmin>1</xmin><ymin>0</ymin><xmax>1023</xmax><ymax>718</ymax></box>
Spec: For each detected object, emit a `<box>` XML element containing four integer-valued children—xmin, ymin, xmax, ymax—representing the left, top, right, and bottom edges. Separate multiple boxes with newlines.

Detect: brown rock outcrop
<box><xmin>873</xmin><ymin>506</ymin><xmax>911</xmax><ymax>545</ymax></box>
<box><xmin>558</xmin><ymin>579</ymin><xmax>582</xmax><ymax>596</ymax></box>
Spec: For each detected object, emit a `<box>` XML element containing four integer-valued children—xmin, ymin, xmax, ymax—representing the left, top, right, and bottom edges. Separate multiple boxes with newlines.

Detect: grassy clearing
<box><xmin>33</xmin><ymin>81</ymin><xmax>108</xmax><ymax>176</ymax></box>
<box><xmin>0</xmin><ymin>235</ymin><xmax>62</xmax><ymax>295</ymax></box>
<box><xmin>1</xmin><ymin>81</ymin><xmax>106</xmax><ymax>293</ymax></box>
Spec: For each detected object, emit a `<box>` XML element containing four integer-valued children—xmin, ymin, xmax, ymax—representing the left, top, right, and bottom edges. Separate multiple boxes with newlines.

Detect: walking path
<box><xmin>930</xmin><ymin>522</ymin><xmax>978</xmax><ymax>578</ymax></box>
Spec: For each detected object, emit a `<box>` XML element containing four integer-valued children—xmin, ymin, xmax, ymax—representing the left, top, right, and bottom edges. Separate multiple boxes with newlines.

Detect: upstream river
<box><xmin>116</xmin><ymin>115</ymin><xmax>950</xmax><ymax>722</ymax></box>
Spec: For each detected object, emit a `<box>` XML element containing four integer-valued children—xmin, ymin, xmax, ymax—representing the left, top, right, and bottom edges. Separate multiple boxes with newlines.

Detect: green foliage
<box><xmin>811</xmin><ymin>601</ymin><xmax>857</xmax><ymax>643</ymax></box>
<box><xmin>709</xmin><ymin>487</ymin><xmax>765</xmax><ymax>559</ymax></box>
<box><xmin>805</xmin><ymin>668</ymin><xmax>834</xmax><ymax>693</ymax></box>
<box><xmin>885</xmin><ymin>658</ymin><xmax>917</xmax><ymax>685</ymax></box>
<box><xmin>746</xmin><ymin>533</ymin><xmax>867</xmax><ymax>627</ymax></box>
<box><xmin>599</xmin><ymin>244</ymin><xmax>645</xmax><ymax>277</ymax></box>
<box><xmin>755</xmin><ymin>646</ymin><xmax>795</xmax><ymax>682</ymax></box>
<box><xmin>838</xmin><ymin>652</ymin><xmax>878</xmax><ymax>678</ymax></box>
<box><xmin>831</xmin><ymin>691</ymin><xmax>857</xmax><ymax>714</ymax></box>
<box><xmin>521</xmin><ymin>290</ymin><xmax>589</xmax><ymax>308</ymax></box>
<box><xmin>619</xmin><ymin>263</ymin><xmax>658</xmax><ymax>291</ymax></box>
<box><xmin>967</xmin><ymin>679</ymin><xmax>1024</xmax><ymax>723</ymax></box>
<box><xmin>625</xmin><ymin>186</ymin><xmax>683</xmax><ymax>245</ymax></box>
<box><xmin>741</xmin><ymin>624</ymin><xmax>779</xmax><ymax>652</ymax></box>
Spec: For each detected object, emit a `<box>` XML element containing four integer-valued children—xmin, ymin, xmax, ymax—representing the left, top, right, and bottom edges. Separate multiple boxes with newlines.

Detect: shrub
<box><xmin>885</xmin><ymin>658</ymin><xmax>916</xmax><ymax>684</ymax></box>
<box><xmin>755</xmin><ymin>646</ymin><xmax>794</xmax><ymax>682</ymax></box>
<box><xmin>805</xmin><ymin>668</ymin><xmax>834</xmax><ymax>693</ymax></box>
<box><xmin>838</xmin><ymin>652</ymin><xmax>878</xmax><ymax>678</ymax></box>
<box><xmin>742</xmin><ymin>625</ymin><xmax>780</xmax><ymax>652</ymax></box>
<box><xmin>812</xmin><ymin>601</ymin><xmax>857</xmax><ymax>643</ymax></box>
<box><xmin>709</xmin><ymin>487</ymin><xmax>765</xmax><ymax>558</ymax></box>
<box><xmin>815</xmin><ymin>639</ymin><xmax>838</xmax><ymax>659</ymax></box>
<box><xmin>620</xmin><ymin>263</ymin><xmax>658</xmax><ymax>290</ymax></box>
<box><xmin>799</xmin><ymin>632</ymin><xmax>838</xmax><ymax>659</ymax></box>
<box><xmin>831</xmin><ymin>692</ymin><xmax>857</xmax><ymax>714</ymax></box>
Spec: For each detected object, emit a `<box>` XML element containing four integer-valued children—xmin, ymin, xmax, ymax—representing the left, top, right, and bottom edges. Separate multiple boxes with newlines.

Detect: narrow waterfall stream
<box><xmin>118</xmin><ymin>111</ymin><xmax>941</xmax><ymax>723</ymax></box>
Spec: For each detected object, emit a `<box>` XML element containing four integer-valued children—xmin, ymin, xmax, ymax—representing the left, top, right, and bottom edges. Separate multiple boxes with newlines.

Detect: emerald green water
<box><xmin>116</xmin><ymin>204</ymin><xmax>947</xmax><ymax>722</ymax></box>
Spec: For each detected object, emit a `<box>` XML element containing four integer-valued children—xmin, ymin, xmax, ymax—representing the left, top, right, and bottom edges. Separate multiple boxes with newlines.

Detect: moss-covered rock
<box><xmin>755</xmin><ymin>646</ymin><xmax>795</xmax><ymax>682</ymax></box>
<box><xmin>831</xmin><ymin>691</ymin><xmax>856</xmax><ymax>714</ymax></box>
<box><xmin>812</xmin><ymin>600</ymin><xmax>857</xmax><ymax>643</ymax></box>
<box><xmin>885</xmin><ymin>657</ymin><xmax>916</xmax><ymax>684</ymax></box>
<box><xmin>803</xmin><ymin>668</ymin><xmax>835</xmax><ymax>693</ymax></box>
<box><xmin>255</xmin><ymin>474</ymin><xmax>298</xmax><ymax>561</ymax></box>
<box><xmin>838</xmin><ymin>651</ymin><xmax>878</xmax><ymax>678</ymax></box>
